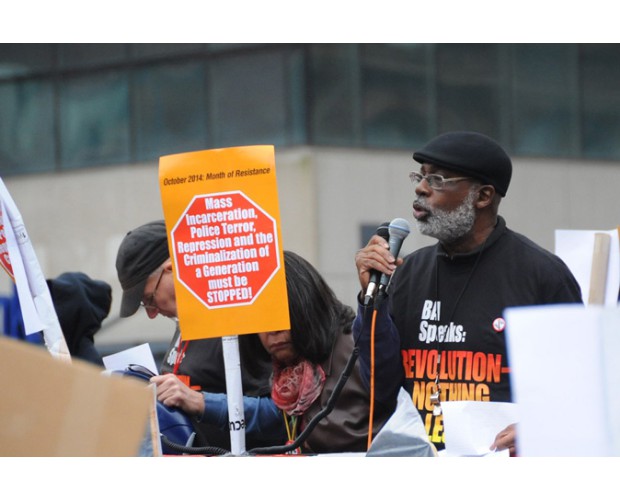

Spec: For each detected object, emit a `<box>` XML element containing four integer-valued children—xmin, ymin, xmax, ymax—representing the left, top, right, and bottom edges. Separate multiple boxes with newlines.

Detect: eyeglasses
<box><xmin>409</xmin><ymin>171</ymin><xmax>471</xmax><ymax>190</ymax></box>
<box><xmin>140</xmin><ymin>268</ymin><xmax>165</xmax><ymax>311</ymax></box>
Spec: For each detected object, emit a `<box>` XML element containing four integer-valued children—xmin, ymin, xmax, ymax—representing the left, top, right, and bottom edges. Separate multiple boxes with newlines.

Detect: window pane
<box><xmin>512</xmin><ymin>44</ymin><xmax>579</xmax><ymax>157</ymax></box>
<box><xmin>58</xmin><ymin>43</ymin><xmax>129</xmax><ymax>70</ymax></box>
<box><xmin>287</xmin><ymin>51</ymin><xmax>307</xmax><ymax>145</ymax></box>
<box><xmin>0</xmin><ymin>79</ymin><xmax>55</xmax><ymax>174</ymax></box>
<box><xmin>361</xmin><ymin>44</ymin><xmax>431</xmax><ymax>148</ymax></box>
<box><xmin>308</xmin><ymin>44</ymin><xmax>360</xmax><ymax>146</ymax></box>
<box><xmin>130</xmin><ymin>44</ymin><xmax>206</xmax><ymax>59</ymax></box>
<box><xmin>207</xmin><ymin>43</ymin><xmax>270</xmax><ymax>54</ymax></box>
<box><xmin>0</xmin><ymin>44</ymin><xmax>54</xmax><ymax>78</ymax></box>
<box><xmin>133</xmin><ymin>61</ymin><xmax>207</xmax><ymax>160</ymax></box>
<box><xmin>209</xmin><ymin>49</ymin><xmax>300</xmax><ymax>147</ymax></box>
<box><xmin>436</xmin><ymin>44</ymin><xmax>502</xmax><ymax>138</ymax></box>
<box><xmin>59</xmin><ymin>70</ymin><xmax>130</xmax><ymax>169</ymax></box>
<box><xmin>581</xmin><ymin>44</ymin><xmax>620</xmax><ymax>159</ymax></box>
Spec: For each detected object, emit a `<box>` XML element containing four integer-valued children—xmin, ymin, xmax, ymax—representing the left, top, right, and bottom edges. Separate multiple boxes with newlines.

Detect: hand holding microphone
<box><xmin>357</xmin><ymin>218</ymin><xmax>410</xmax><ymax>307</ymax></box>
<box><xmin>375</xmin><ymin>218</ymin><xmax>410</xmax><ymax>305</ymax></box>
<box><xmin>363</xmin><ymin>221</ymin><xmax>390</xmax><ymax>305</ymax></box>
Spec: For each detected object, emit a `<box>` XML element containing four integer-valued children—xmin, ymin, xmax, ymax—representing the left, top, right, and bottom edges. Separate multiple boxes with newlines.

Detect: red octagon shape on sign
<box><xmin>171</xmin><ymin>191</ymin><xmax>280</xmax><ymax>309</ymax></box>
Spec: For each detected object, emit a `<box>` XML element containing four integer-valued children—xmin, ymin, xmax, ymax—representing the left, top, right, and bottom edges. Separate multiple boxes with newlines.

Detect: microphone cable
<box><xmin>158</xmin><ymin>435</ymin><xmax>231</xmax><ymax>456</ymax></box>
<box><xmin>367</xmin><ymin>305</ymin><xmax>379</xmax><ymax>451</ymax></box>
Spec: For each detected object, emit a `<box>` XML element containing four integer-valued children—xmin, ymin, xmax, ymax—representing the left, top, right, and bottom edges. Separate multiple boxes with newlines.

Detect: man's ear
<box><xmin>163</xmin><ymin>257</ymin><xmax>173</xmax><ymax>271</ymax></box>
<box><xmin>475</xmin><ymin>185</ymin><xmax>496</xmax><ymax>209</ymax></box>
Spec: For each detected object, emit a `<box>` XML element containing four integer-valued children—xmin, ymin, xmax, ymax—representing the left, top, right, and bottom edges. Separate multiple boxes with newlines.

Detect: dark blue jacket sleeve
<box><xmin>352</xmin><ymin>297</ymin><xmax>404</xmax><ymax>404</ymax></box>
<box><xmin>198</xmin><ymin>393</ymin><xmax>286</xmax><ymax>443</ymax></box>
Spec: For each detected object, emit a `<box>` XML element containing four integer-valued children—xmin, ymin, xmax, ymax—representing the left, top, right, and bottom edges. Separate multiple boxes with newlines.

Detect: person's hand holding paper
<box><xmin>440</xmin><ymin>401</ymin><xmax>518</xmax><ymax>456</ymax></box>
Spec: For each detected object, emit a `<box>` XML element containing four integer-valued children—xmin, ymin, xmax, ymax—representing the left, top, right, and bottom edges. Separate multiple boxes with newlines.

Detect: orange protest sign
<box><xmin>159</xmin><ymin>145</ymin><xmax>290</xmax><ymax>340</ymax></box>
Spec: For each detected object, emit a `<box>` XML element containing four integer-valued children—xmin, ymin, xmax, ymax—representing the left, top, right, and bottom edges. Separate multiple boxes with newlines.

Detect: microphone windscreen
<box><xmin>388</xmin><ymin>218</ymin><xmax>410</xmax><ymax>241</ymax></box>
<box><xmin>378</xmin><ymin>218</ymin><xmax>411</xmax><ymax>290</ymax></box>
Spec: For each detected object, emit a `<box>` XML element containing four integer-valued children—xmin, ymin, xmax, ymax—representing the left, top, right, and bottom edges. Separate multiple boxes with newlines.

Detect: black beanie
<box><xmin>413</xmin><ymin>131</ymin><xmax>512</xmax><ymax>196</ymax></box>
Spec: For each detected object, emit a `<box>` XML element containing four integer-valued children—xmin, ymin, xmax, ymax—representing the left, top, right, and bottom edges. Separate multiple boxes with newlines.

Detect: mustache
<box><xmin>413</xmin><ymin>197</ymin><xmax>431</xmax><ymax>211</ymax></box>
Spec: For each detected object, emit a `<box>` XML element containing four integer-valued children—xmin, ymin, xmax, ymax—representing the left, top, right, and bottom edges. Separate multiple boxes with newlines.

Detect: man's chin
<box><xmin>415</xmin><ymin>220</ymin><xmax>433</xmax><ymax>236</ymax></box>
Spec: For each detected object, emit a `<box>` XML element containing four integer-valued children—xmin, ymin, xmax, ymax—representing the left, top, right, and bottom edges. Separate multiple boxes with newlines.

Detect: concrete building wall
<box><xmin>3</xmin><ymin>146</ymin><xmax>619</xmax><ymax>350</ymax></box>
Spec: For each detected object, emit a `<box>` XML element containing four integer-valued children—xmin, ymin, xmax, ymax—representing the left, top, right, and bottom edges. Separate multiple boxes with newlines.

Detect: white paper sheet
<box><xmin>440</xmin><ymin>401</ymin><xmax>518</xmax><ymax>456</ymax></box>
<box><xmin>102</xmin><ymin>343</ymin><xmax>159</xmax><ymax>375</ymax></box>
<box><xmin>505</xmin><ymin>304</ymin><xmax>620</xmax><ymax>456</ymax></box>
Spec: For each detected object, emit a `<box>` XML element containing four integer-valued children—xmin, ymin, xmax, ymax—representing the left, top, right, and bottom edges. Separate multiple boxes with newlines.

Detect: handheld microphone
<box><xmin>363</xmin><ymin>221</ymin><xmax>390</xmax><ymax>306</ymax></box>
<box><xmin>375</xmin><ymin>218</ymin><xmax>410</xmax><ymax>305</ymax></box>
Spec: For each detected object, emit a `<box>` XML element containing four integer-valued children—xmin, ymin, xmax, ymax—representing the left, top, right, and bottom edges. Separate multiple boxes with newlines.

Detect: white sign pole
<box><xmin>222</xmin><ymin>335</ymin><xmax>246</xmax><ymax>455</ymax></box>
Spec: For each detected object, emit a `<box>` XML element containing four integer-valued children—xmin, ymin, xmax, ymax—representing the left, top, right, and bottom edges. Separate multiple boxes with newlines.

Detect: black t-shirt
<box><xmin>389</xmin><ymin>216</ymin><xmax>583</xmax><ymax>449</ymax></box>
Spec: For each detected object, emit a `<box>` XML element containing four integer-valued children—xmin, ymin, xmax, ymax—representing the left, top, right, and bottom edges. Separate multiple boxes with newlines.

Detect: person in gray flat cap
<box><xmin>116</xmin><ymin>220</ymin><xmax>285</xmax><ymax>451</ymax></box>
<box><xmin>353</xmin><ymin>131</ymin><xmax>583</xmax><ymax>456</ymax></box>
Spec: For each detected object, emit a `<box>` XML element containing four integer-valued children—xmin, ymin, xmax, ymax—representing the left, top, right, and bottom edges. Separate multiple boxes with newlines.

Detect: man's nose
<box><xmin>145</xmin><ymin>307</ymin><xmax>159</xmax><ymax>319</ymax></box>
<box><xmin>415</xmin><ymin>178</ymin><xmax>432</xmax><ymax>196</ymax></box>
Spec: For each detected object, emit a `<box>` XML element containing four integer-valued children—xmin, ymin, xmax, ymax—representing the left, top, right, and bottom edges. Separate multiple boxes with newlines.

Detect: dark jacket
<box><xmin>47</xmin><ymin>272</ymin><xmax>112</xmax><ymax>366</ymax></box>
<box><xmin>301</xmin><ymin>329</ymin><xmax>394</xmax><ymax>454</ymax></box>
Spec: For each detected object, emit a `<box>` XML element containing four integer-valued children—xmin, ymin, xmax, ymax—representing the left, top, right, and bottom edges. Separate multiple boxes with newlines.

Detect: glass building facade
<box><xmin>1</xmin><ymin>43</ymin><xmax>619</xmax><ymax>176</ymax></box>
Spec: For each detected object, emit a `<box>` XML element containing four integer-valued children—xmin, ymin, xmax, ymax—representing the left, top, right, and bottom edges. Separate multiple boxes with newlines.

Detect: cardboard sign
<box><xmin>555</xmin><ymin>228</ymin><xmax>620</xmax><ymax>306</ymax></box>
<box><xmin>0</xmin><ymin>336</ymin><xmax>152</xmax><ymax>456</ymax></box>
<box><xmin>159</xmin><ymin>145</ymin><xmax>290</xmax><ymax>340</ymax></box>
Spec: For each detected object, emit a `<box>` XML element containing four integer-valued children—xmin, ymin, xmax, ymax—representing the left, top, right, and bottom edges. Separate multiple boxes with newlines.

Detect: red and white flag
<box><xmin>0</xmin><ymin>178</ymin><xmax>70</xmax><ymax>362</ymax></box>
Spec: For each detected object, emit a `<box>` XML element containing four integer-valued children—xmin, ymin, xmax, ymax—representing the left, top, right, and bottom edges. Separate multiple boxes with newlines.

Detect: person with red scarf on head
<box><xmin>258</xmin><ymin>251</ymin><xmax>394</xmax><ymax>454</ymax></box>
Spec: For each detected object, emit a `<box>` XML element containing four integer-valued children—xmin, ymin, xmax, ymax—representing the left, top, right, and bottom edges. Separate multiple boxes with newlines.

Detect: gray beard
<box><xmin>415</xmin><ymin>189</ymin><xmax>477</xmax><ymax>243</ymax></box>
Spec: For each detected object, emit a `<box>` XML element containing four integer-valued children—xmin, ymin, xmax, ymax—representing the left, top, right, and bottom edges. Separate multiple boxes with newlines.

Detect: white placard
<box><xmin>505</xmin><ymin>304</ymin><xmax>620</xmax><ymax>456</ymax></box>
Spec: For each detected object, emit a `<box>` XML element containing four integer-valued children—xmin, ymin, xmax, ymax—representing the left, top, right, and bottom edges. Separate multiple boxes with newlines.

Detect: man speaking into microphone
<box><xmin>353</xmin><ymin>131</ymin><xmax>582</xmax><ymax>455</ymax></box>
